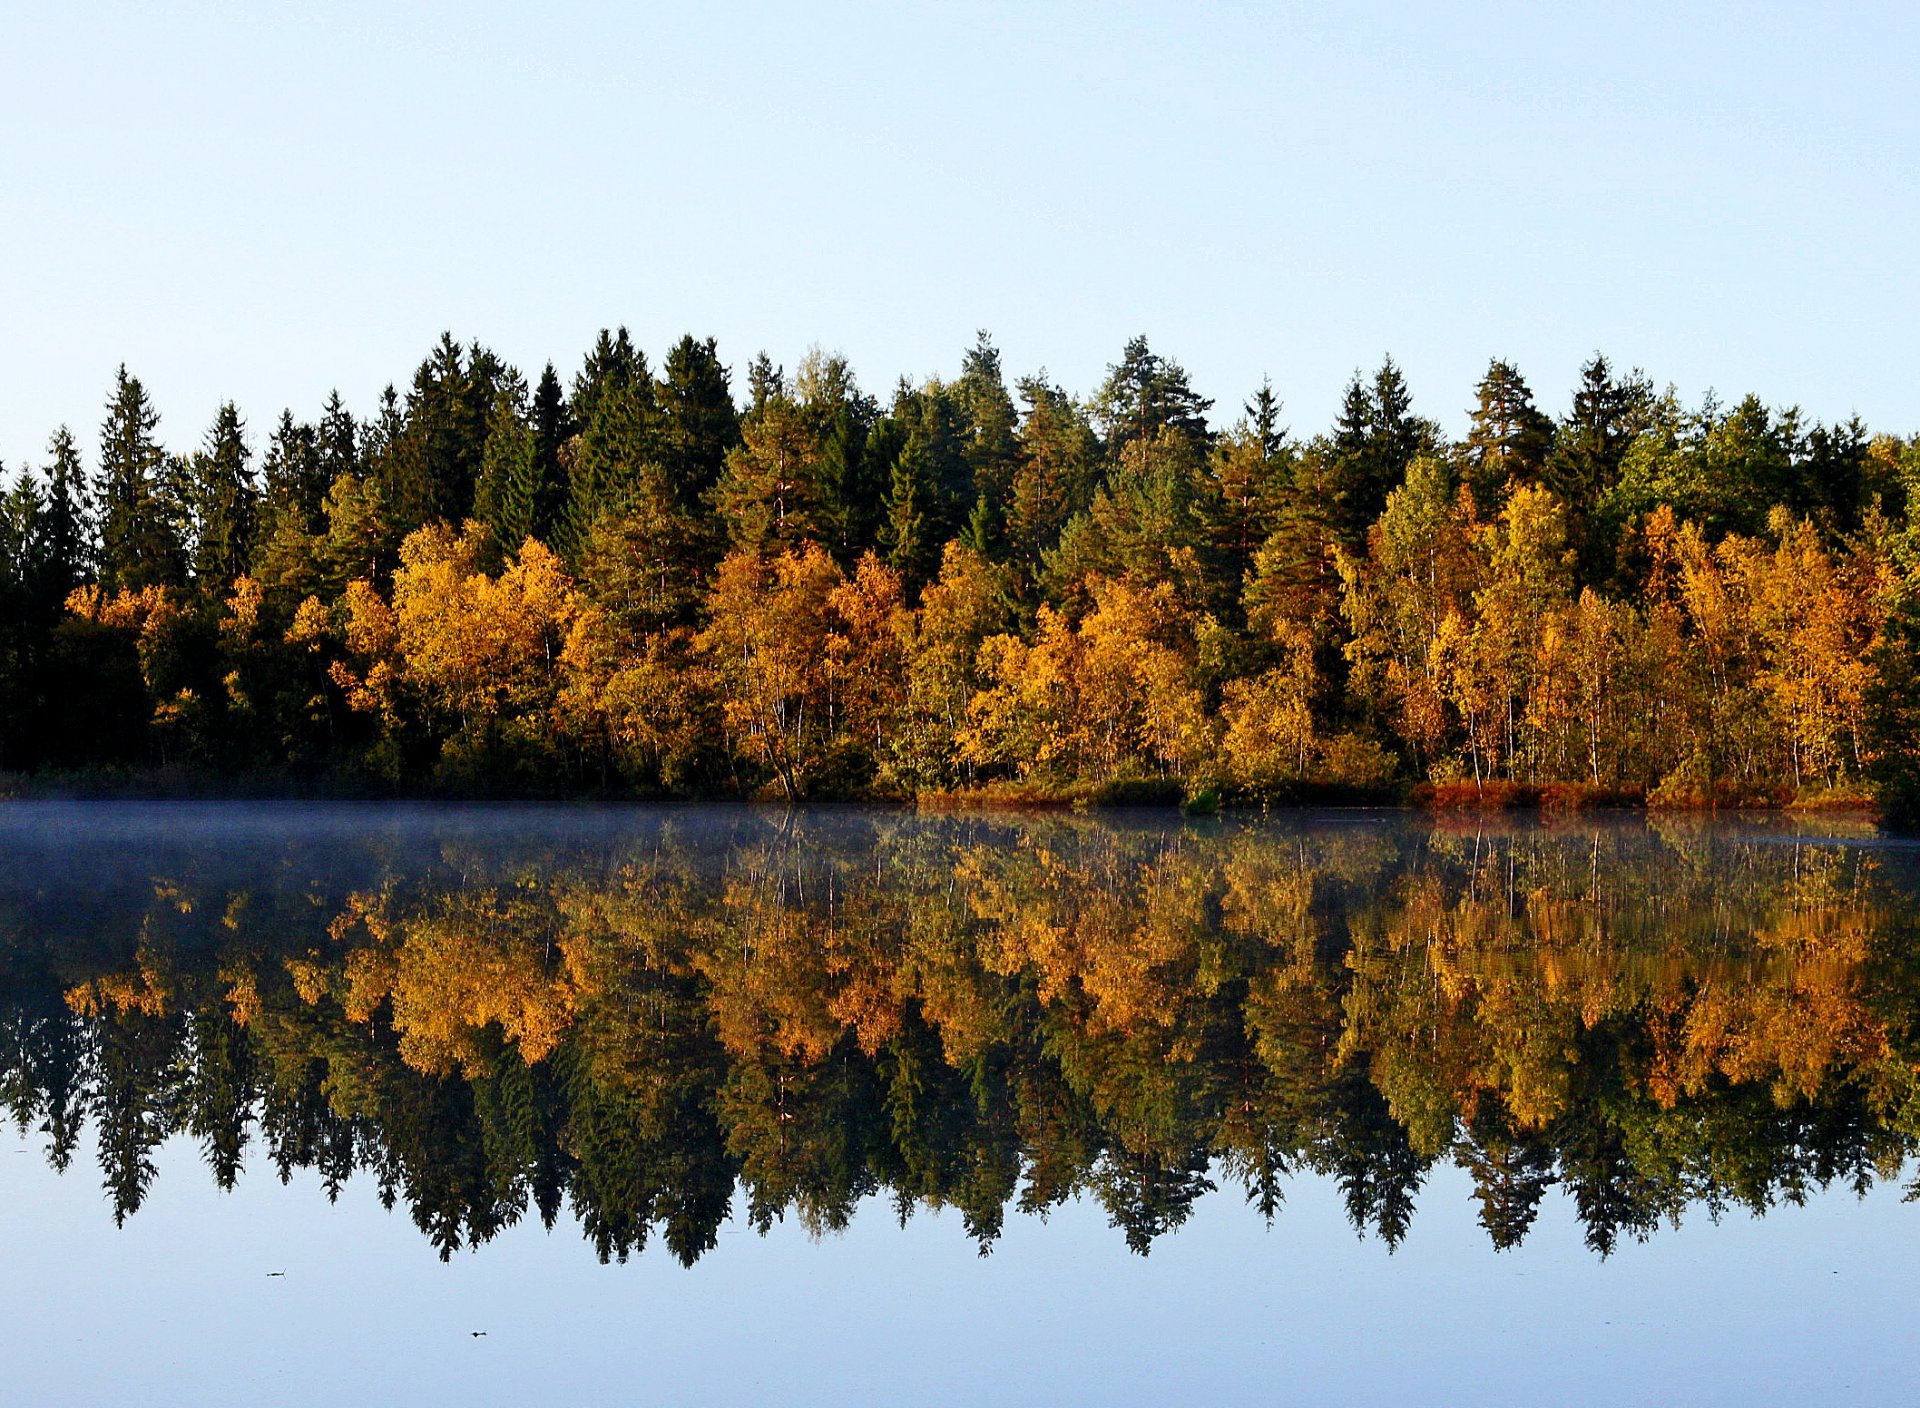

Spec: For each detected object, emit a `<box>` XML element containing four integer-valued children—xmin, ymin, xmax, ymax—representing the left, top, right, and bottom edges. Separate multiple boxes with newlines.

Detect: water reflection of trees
<box><xmin>4</xmin><ymin>810</ymin><xmax>1918</xmax><ymax>1264</ymax></box>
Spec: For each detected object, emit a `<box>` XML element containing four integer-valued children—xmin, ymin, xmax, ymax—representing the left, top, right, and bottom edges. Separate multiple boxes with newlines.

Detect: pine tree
<box><xmin>1464</xmin><ymin>359</ymin><xmax>1553</xmax><ymax>514</ymax></box>
<box><xmin>746</xmin><ymin>353</ymin><xmax>784</xmax><ymax>415</ymax></box>
<box><xmin>96</xmin><ymin>365</ymin><xmax>180</xmax><ymax>591</ymax></box>
<box><xmin>1093</xmin><ymin>335</ymin><xmax>1213</xmax><ymax>458</ymax></box>
<box><xmin>710</xmin><ymin>394</ymin><xmax>821</xmax><ymax>553</ymax></box>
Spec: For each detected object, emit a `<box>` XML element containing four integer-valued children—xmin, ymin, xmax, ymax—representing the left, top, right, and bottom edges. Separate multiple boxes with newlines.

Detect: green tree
<box><xmin>186</xmin><ymin>402</ymin><xmax>258</xmax><ymax>594</ymax></box>
<box><xmin>1464</xmin><ymin>359</ymin><xmax>1553</xmax><ymax>515</ymax></box>
<box><xmin>657</xmin><ymin>335</ymin><xmax>741</xmax><ymax>509</ymax></box>
<box><xmin>96</xmin><ymin>366</ymin><xmax>180</xmax><ymax>591</ymax></box>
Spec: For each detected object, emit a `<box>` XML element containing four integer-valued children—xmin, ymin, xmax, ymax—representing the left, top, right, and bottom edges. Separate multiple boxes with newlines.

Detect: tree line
<box><xmin>3</xmin><ymin>330</ymin><xmax>1917</xmax><ymax>809</ymax></box>
<box><xmin>11</xmin><ymin>810</ymin><xmax>1917</xmax><ymax>1260</ymax></box>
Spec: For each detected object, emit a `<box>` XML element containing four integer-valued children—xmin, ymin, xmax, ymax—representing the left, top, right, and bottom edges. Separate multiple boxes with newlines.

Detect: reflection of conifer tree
<box><xmin>184</xmin><ymin>1006</ymin><xmax>255</xmax><ymax>1190</ymax></box>
<box><xmin>1091</xmin><ymin>1146</ymin><xmax>1216</xmax><ymax>1255</ymax></box>
<box><xmin>1461</xmin><ymin>1098</ymin><xmax>1558</xmax><ymax>1250</ymax></box>
<box><xmin>93</xmin><ymin>1009</ymin><xmax>186</xmax><ymax>1225</ymax></box>
<box><xmin>1320</xmin><ymin>1064</ymin><xmax>1430</xmax><ymax>1249</ymax></box>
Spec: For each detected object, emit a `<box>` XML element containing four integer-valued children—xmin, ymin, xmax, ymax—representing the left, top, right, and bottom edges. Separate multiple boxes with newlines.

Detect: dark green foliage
<box><xmin>377</xmin><ymin>333</ymin><xmax>501</xmax><ymax>534</ymax></box>
<box><xmin>1867</xmin><ymin>590</ymin><xmax>1920</xmax><ymax>827</ymax></box>
<box><xmin>1320</xmin><ymin>357</ymin><xmax>1439</xmax><ymax>544</ymax></box>
<box><xmin>1093</xmin><ymin>335</ymin><xmax>1213</xmax><ymax>458</ymax></box>
<box><xmin>474</xmin><ymin>375</ymin><xmax>542</xmax><ymax>556</ymax></box>
<box><xmin>96</xmin><ymin>366</ymin><xmax>180</xmax><ymax>591</ymax></box>
<box><xmin>186</xmin><ymin>402</ymin><xmax>258</xmax><ymax>594</ymax></box>
<box><xmin>530</xmin><ymin>363</ymin><xmax>576</xmax><ymax>541</ymax></box>
<box><xmin>657</xmin><ymin>335</ymin><xmax>741</xmax><ymax>509</ymax></box>
<box><xmin>1464</xmin><ymin>358</ymin><xmax>1553</xmax><ymax>514</ymax></box>
<box><xmin>262</xmin><ymin>411</ymin><xmax>324</xmax><ymax>529</ymax></box>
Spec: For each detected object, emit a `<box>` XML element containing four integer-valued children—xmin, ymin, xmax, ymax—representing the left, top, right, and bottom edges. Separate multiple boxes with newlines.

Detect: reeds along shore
<box><xmin>2</xmin><ymin>334</ymin><xmax>1918</xmax><ymax>815</ymax></box>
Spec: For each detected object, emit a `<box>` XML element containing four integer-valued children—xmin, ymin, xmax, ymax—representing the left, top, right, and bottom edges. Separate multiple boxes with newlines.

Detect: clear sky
<box><xmin>1</xmin><ymin>1</ymin><xmax>1914</xmax><ymax>470</ymax></box>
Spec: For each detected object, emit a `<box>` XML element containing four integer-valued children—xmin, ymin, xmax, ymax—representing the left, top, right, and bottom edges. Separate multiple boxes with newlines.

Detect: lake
<box><xmin>1</xmin><ymin>802</ymin><xmax>1916</xmax><ymax>1405</ymax></box>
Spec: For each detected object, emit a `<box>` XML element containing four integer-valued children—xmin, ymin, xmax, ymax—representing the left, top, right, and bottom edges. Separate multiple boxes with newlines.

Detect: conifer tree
<box><xmin>96</xmin><ymin>365</ymin><xmax>179</xmax><ymax>591</ymax></box>
<box><xmin>317</xmin><ymin>391</ymin><xmax>361</xmax><ymax>492</ymax></box>
<box><xmin>571</xmin><ymin>328</ymin><xmax>646</xmax><ymax>430</ymax></box>
<box><xmin>564</xmin><ymin>376</ymin><xmax>659</xmax><ymax>552</ymax></box>
<box><xmin>745</xmin><ymin>353</ymin><xmax>784</xmax><ymax>415</ymax></box>
<box><xmin>186</xmin><ymin>402</ymin><xmax>257</xmax><ymax>594</ymax></box>
<box><xmin>658</xmin><ymin>335</ymin><xmax>740</xmax><ymax>510</ymax></box>
<box><xmin>1547</xmin><ymin>354</ymin><xmax>1650</xmax><ymax>514</ymax></box>
<box><xmin>710</xmin><ymin>394</ymin><xmax>821</xmax><ymax>554</ymax></box>
<box><xmin>381</xmin><ymin>334</ymin><xmax>496</xmax><ymax>533</ymax></box>
<box><xmin>262</xmin><ymin>412</ymin><xmax>325</xmax><ymax>528</ymax></box>
<box><xmin>954</xmin><ymin>331</ymin><xmax>1019</xmax><ymax>503</ymax></box>
<box><xmin>882</xmin><ymin>433</ymin><xmax>938</xmax><ymax>590</ymax></box>
<box><xmin>529</xmin><ymin>363</ymin><xmax>575</xmax><ymax>541</ymax></box>
<box><xmin>475</xmin><ymin>381</ymin><xmax>542</xmax><ymax>553</ymax></box>
<box><xmin>1093</xmin><ymin>335</ymin><xmax>1213</xmax><ymax>459</ymax></box>
<box><xmin>37</xmin><ymin>427</ymin><xmax>91</xmax><ymax>604</ymax></box>
<box><xmin>1465</xmin><ymin>359</ymin><xmax>1553</xmax><ymax>514</ymax></box>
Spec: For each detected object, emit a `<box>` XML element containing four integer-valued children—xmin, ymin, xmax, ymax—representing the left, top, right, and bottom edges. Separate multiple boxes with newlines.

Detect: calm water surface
<box><xmin>1</xmin><ymin>803</ymin><xmax>1916</xmax><ymax>1406</ymax></box>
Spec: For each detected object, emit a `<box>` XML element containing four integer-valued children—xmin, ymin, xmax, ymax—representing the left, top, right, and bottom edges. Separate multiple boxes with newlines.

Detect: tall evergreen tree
<box><xmin>530</xmin><ymin>363</ymin><xmax>575</xmax><ymax>541</ymax></box>
<box><xmin>1464</xmin><ymin>359</ymin><xmax>1553</xmax><ymax>513</ymax></box>
<box><xmin>96</xmin><ymin>366</ymin><xmax>179</xmax><ymax>591</ymax></box>
<box><xmin>262</xmin><ymin>412</ymin><xmax>324</xmax><ymax>527</ymax></box>
<box><xmin>954</xmin><ymin>331</ymin><xmax>1020</xmax><ymax>503</ymax></box>
<box><xmin>186</xmin><ymin>402</ymin><xmax>257</xmax><ymax>594</ymax></box>
<box><xmin>380</xmin><ymin>334</ymin><xmax>496</xmax><ymax>533</ymax></box>
<box><xmin>1547</xmin><ymin>354</ymin><xmax>1650</xmax><ymax>514</ymax></box>
<box><xmin>36</xmin><ymin>427</ymin><xmax>91</xmax><ymax>605</ymax></box>
<box><xmin>474</xmin><ymin>377</ymin><xmax>542</xmax><ymax>554</ymax></box>
<box><xmin>1093</xmin><ymin>335</ymin><xmax>1213</xmax><ymax>459</ymax></box>
<box><xmin>657</xmin><ymin>335</ymin><xmax>740</xmax><ymax>510</ymax></box>
<box><xmin>564</xmin><ymin>374</ymin><xmax>659</xmax><ymax>553</ymax></box>
<box><xmin>317</xmin><ymin>392</ymin><xmax>361</xmax><ymax>492</ymax></box>
<box><xmin>572</xmin><ymin>328</ymin><xmax>646</xmax><ymax>432</ymax></box>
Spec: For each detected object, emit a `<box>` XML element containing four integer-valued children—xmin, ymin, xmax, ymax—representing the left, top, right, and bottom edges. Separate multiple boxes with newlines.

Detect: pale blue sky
<box><xmin>1</xmin><ymin>1</ymin><xmax>1914</xmax><ymax>470</ymax></box>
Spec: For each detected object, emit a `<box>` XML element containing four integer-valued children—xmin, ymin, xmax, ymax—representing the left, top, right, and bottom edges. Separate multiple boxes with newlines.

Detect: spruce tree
<box><xmin>317</xmin><ymin>391</ymin><xmax>361</xmax><ymax>492</ymax></box>
<box><xmin>530</xmin><ymin>363</ymin><xmax>575</xmax><ymax>541</ymax></box>
<box><xmin>475</xmin><ymin>381</ymin><xmax>542</xmax><ymax>554</ymax></box>
<box><xmin>186</xmin><ymin>402</ymin><xmax>257</xmax><ymax>594</ymax></box>
<box><xmin>262</xmin><ymin>412</ymin><xmax>324</xmax><ymax>527</ymax></box>
<box><xmin>1547</xmin><ymin>354</ymin><xmax>1650</xmax><ymax>514</ymax></box>
<box><xmin>658</xmin><ymin>334</ymin><xmax>741</xmax><ymax>510</ymax></box>
<box><xmin>37</xmin><ymin>427</ymin><xmax>91</xmax><ymax>605</ymax></box>
<box><xmin>571</xmin><ymin>328</ymin><xmax>645</xmax><ymax>431</ymax></box>
<box><xmin>380</xmin><ymin>334</ymin><xmax>495</xmax><ymax>533</ymax></box>
<box><xmin>954</xmin><ymin>331</ymin><xmax>1019</xmax><ymax>503</ymax></box>
<box><xmin>882</xmin><ymin>433</ymin><xmax>938</xmax><ymax>589</ymax></box>
<box><xmin>96</xmin><ymin>366</ymin><xmax>180</xmax><ymax>591</ymax></box>
<box><xmin>564</xmin><ymin>377</ymin><xmax>659</xmax><ymax>553</ymax></box>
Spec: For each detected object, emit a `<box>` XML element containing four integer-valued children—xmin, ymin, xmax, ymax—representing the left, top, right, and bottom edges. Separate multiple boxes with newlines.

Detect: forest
<box><xmin>2</xmin><ymin>330</ymin><xmax>1918</xmax><ymax>812</ymax></box>
<box><xmin>7</xmin><ymin>811</ymin><xmax>1915</xmax><ymax>1262</ymax></box>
